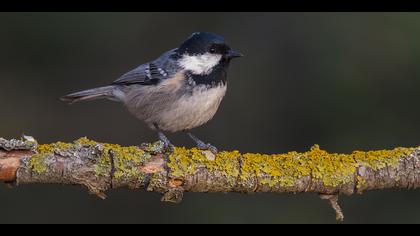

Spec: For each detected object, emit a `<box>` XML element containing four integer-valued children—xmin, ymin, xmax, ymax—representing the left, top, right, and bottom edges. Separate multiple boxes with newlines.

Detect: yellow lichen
<box><xmin>28</xmin><ymin>153</ymin><xmax>48</xmax><ymax>173</ymax></box>
<box><xmin>105</xmin><ymin>144</ymin><xmax>147</xmax><ymax>179</ymax></box>
<box><xmin>168</xmin><ymin>144</ymin><xmax>416</xmax><ymax>188</ymax></box>
<box><xmin>141</xmin><ymin>141</ymin><xmax>165</xmax><ymax>153</ymax></box>
<box><xmin>28</xmin><ymin>138</ymin><xmax>150</xmax><ymax>178</ymax></box>
<box><xmin>72</xmin><ymin>137</ymin><xmax>152</xmax><ymax>179</ymax></box>
<box><xmin>37</xmin><ymin>142</ymin><xmax>71</xmax><ymax>154</ymax></box>
<box><xmin>168</xmin><ymin>147</ymin><xmax>241</xmax><ymax>185</ymax></box>
<box><xmin>87</xmin><ymin>141</ymin><xmax>150</xmax><ymax>179</ymax></box>
<box><xmin>75</xmin><ymin>137</ymin><xmax>98</xmax><ymax>146</ymax></box>
<box><xmin>356</xmin><ymin>175</ymin><xmax>366</xmax><ymax>190</ymax></box>
<box><xmin>354</xmin><ymin>147</ymin><xmax>414</xmax><ymax>171</ymax></box>
<box><xmin>28</xmin><ymin>142</ymin><xmax>73</xmax><ymax>174</ymax></box>
<box><xmin>29</xmin><ymin>138</ymin><xmax>417</xmax><ymax>189</ymax></box>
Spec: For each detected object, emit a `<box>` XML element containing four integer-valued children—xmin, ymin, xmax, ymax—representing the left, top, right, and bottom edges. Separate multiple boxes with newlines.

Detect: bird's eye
<box><xmin>209</xmin><ymin>46</ymin><xmax>216</xmax><ymax>53</ymax></box>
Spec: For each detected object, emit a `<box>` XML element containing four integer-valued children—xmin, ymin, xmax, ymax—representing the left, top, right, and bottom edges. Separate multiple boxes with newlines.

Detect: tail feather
<box><xmin>60</xmin><ymin>86</ymin><xmax>116</xmax><ymax>104</ymax></box>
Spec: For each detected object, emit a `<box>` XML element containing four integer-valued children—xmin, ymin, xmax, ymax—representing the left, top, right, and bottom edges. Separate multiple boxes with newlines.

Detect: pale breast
<box><xmin>154</xmin><ymin>84</ymin><xmax>227</xmax><ymax>132</ymax></box>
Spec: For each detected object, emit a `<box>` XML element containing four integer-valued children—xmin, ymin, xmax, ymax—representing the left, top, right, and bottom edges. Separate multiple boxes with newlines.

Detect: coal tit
<box><xmin>61</xmin><ymin>32</ymin><xmax>243</xmax><ymax>153</ymax></box>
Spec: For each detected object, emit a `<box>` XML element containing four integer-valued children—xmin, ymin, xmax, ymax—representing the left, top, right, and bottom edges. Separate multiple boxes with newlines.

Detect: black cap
<box><xmin>177</xmin><ymin>32</ymin><xmax>226</xmax><ymax>55</ymax></box>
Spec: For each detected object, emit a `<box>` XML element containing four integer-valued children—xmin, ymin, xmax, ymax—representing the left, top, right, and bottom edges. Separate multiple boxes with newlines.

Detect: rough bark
<box><xmin>0</xmin><ymin>136</ymin><xmax>419</xmax><ymax>221</ymax></box>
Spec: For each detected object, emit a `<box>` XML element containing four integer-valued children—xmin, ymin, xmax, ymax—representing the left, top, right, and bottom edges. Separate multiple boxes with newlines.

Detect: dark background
<box><xmin>0</xmin><ymin>12</ymin><xmax>419</xmax><ymax>223</ymax></box>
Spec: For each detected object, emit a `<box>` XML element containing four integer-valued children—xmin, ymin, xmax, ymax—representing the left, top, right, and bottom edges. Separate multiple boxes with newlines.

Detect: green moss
<box><xmin>168</xmin><ymin>144</ymin><xmax>416</xmax><ymax>188</ymax></box>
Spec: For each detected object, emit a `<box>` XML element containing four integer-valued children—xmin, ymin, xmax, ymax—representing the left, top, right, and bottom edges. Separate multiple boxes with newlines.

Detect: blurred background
<box><xmin>0</xmin><ymin>12</ymin><xmax>419</xmax><ymax>223</ymax></box>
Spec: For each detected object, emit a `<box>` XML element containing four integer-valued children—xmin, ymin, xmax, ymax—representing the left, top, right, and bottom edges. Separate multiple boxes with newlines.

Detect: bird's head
<box><xmin>175</xmin><ymin>32</ymin><xmax>243</xmax><ymax>75</ymax></box>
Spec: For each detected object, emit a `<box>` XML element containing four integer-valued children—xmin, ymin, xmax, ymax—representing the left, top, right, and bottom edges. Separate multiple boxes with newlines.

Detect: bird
<box><xmin>61</xmin><ymin>32</ymin><xmax>243</xmax><ymax>153</ymax></box>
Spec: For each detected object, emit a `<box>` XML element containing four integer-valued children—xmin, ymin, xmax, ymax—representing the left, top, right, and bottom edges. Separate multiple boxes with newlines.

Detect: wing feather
<box><xmin>111</xmin><ymin>49</ymin><xmax>178</xmax><ymax>86</ymax></box>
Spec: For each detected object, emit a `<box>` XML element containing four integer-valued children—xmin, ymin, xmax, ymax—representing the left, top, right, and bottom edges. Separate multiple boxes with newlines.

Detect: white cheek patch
<box><xmin>178</xmin><ymin>53</ymin><xmax>222</xmax><ymax>75</ymax></box>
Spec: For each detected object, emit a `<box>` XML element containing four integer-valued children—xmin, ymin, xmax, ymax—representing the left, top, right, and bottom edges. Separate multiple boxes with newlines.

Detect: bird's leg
<box><xmin>185</xmin><ymin>131</ymin><xmax>218</xmax><ymax>154</ymax></box>
<box><xmin>154</xmin><ymin>124</ymin><xmax>174</xmax><ymax>151</ymax></box>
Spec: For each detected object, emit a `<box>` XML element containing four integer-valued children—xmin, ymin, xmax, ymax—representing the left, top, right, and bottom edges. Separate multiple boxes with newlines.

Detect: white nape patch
<box><xmin>178</xmin><ymin>53</ymin><xmax>222</xmax><ymax>75</ymax></box>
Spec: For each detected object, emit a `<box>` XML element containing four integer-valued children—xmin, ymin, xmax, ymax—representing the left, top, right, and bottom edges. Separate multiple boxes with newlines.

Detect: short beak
<box><xmin>226</xmin><ymin>49</ymin><xmax>244</xmax><ymax>59</ymax></box>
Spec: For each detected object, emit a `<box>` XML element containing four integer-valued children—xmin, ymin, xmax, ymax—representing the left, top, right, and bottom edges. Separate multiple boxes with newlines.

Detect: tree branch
<box><xmin>0</xmin><ymin>136</ymin><xmax>419</xmax><ymax>221</ymax></box>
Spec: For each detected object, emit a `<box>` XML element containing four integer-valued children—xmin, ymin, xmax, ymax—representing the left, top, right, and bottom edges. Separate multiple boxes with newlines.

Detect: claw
<box><xmin>154</xmin><ymin>123</ymin><xmax>174</xmax><ymax>153</ymax></box>
<box><xmin>196</xmin><ymin>142</ymin><xmax>218</xmax><ymax>155</ymax></box>
<box><xmin>185</xmin><ymin>132</ymin><xmax>218</xmax><ymax>155</ymax></box>
<box><xmin>164</xmin><ymin>142</ymin><xmax>175</xmax><ymax>153</ymax></box>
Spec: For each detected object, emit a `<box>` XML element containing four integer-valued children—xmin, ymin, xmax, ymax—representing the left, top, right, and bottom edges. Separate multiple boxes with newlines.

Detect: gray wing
<box><xmin>112</xmin><ymin>49</ymin><xmax>179</xmax><ymax>86</ymax></box>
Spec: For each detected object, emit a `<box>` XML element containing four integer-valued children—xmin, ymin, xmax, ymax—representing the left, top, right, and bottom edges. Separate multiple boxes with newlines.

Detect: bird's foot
<box><xmin>162</xmin><ymin>140</ymin><xmax>175</xmax><ymax>153</ymax></box>
<box><xmin>155</xmin><ymin>127</ymin><xmax>175</xmax><ymax>153</ymax></box>
<box><xmin>185</xmin><ymin>131</ymin><xmax>218</xmax><ymax>155</ymax></box>
<box><xmin>195</xmin><ymin>141</ymin><xmax>218</xmax><ymax>155</ymax></box>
